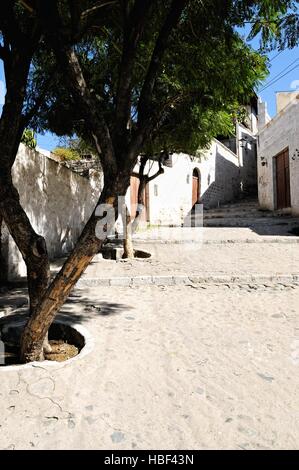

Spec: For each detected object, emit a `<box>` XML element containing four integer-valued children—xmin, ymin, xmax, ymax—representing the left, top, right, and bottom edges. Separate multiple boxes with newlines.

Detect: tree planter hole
<box><xmin>0</xmin><ymin>316</ymin><xmax>86</xmax><ymax>367</ymax></box>
<box><xmin>132</xmin><ymin>249</ymin><xmax>151</xmax><ymax>259</ymax></box>
<box><xmin>101</xmin><ymin>244</ymin><xmax>151</xmax><ymax>260</ymax></box>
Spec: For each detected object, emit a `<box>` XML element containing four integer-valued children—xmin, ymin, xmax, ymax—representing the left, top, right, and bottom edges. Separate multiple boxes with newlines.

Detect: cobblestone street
<box><xmin>1</xmin><ymin>208</ymin><xmax>299</xmax><ymax>450</ymax></box>
<box><xmin>1</xmin><ymin>283</ymin><xmax>299</xmax><ymax>449</ymax></box>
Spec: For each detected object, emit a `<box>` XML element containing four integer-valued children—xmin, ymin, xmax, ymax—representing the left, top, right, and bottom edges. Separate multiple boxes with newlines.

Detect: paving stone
<box><xmin>109</xmin><ymin>277</ymin><xmax>132</xmax><ymax>287</ymax></box>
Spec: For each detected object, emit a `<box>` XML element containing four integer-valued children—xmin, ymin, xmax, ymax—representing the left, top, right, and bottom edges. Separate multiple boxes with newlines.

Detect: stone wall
<box><xmin>1</xmin><ymin>144</ymin><xmax>103</xmax><ymax>281</ymax></box>
<box><xmin>258</xmin><ymin>97</ymin><xmax>299</xmax><ymax>215</ymax></box>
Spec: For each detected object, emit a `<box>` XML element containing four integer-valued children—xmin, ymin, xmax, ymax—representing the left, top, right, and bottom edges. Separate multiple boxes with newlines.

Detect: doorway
<box><xmin>192</xmin><ymin>169</ymin><xmax>201</xmax><ymax>208</ymax></box>
<box><xmin>275</xmin><ymin>148</ymin><xmax>291</xmax><ymax>210</ymax></box>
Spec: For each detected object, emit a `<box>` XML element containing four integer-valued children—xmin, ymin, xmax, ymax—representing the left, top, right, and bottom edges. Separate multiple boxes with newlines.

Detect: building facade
<box><xmin>258</xmin><ymin>92</ymin><xmax>299</xmax><ymax>215</ymax></box>
<box><xmin>128</xmin><ymin>100</ymin><xmax>259</xmax><ymax>227</ymax></box>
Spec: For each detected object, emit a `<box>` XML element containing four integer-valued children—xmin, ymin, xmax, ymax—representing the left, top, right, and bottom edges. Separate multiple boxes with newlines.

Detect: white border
<box><xmin>0</xmin><ymin>318</ymin><xmax>94</xmax><ymax>372</ymax></box>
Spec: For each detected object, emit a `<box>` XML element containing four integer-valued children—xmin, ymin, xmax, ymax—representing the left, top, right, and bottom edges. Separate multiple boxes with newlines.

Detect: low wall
<box><xmin>1</xmin><ymin>144</ymin><xmax>102</xmax><ymax>281</ymax></box>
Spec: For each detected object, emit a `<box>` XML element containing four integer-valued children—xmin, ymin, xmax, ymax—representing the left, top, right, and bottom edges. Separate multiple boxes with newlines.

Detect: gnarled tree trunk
<box><xmin>20</xmin><ymin>176</ymin><xmax>129</xmax><ymax>362</ymax></box>
<box><xmin>0</xmin><ymin>176</ymin><xmax>50</xmax><ymax>311</ymax></box>
<box><xmin>0</xmin><ymin>41</ymin><xmax>51</xmax><ymax>316</ymax></box>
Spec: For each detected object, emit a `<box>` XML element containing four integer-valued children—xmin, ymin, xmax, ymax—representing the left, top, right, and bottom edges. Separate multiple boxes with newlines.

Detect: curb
<box><xmin>133</xmin><ymin>238</ymin><xmax>299</xmax><ymax>245</ymax></box>
<box><xmin>77</xmin><ymin>273</ymin><xmax>299</xmax><ymax>288</ymax></box>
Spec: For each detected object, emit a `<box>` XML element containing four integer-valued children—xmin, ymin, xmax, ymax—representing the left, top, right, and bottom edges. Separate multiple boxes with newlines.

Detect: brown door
<box><xmin>192</xmin><ymin>169</ymin><xmax>201</xmax><ymax>208</ymax></box>
<box><xmin>275</xmin><ymin>148</ymin><xmax>291</xmax><ymax>210</ymax></box>
<box><xmin>130</xmin><ymin>176</ymin><xmax>149</xmax><ymax>221</ymax></box>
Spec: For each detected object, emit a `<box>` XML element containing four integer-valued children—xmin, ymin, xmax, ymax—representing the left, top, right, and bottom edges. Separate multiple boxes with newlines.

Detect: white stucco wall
<box><xmin>258</xmin><ymin>98</ymin><xmax>299</xmax><ymax>214</ymax></box>
<box><xmin>128</xmin><ymin>139</ymin><xmax>241</xmax><ymax>227</ymax></box>
<box><xmin>2</xmin><ymin>144</ymin><xmax>103</xmax><ymax>280</ymax></box>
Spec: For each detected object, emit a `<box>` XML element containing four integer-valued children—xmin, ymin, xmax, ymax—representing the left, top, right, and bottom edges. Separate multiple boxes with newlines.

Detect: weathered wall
<box><xmin>258</xmin><ymin>98</ymin><xmax>299</xmax><ymax>215</ymax></box>
<box><xmin>258</xmin><ymin>99</ymin><xmax>271</xmax><ymax>131</ymax></box>
<box><xmin>276</xmin><ymin>91</ymin><xmax>299</xmax><ymax>114</ymax></box>
<box><xmin>1</xmin><ymin>144</ymin><xmax>103</xmax><ymax>281</ymax></box>
<box><xmin>127</xmin><ymin>139</ymin><xmax>241</xmax><ymax>227</ymax></box>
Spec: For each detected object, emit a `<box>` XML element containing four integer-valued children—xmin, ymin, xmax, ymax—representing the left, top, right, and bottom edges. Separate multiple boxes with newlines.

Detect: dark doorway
<box><xmin>275</xmin><ymin>148</ymin><xmax>291</xmax><ymax>210</ymax></box>
<box><xmin>192</xmin><ymin>169</ymin><xmax>201</xmax><ymax>208</ymax></box>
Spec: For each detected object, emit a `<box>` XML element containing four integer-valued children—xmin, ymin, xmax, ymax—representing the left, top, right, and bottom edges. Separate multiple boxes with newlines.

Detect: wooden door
<box><xmin>130</xmin><ymin>176</ymin><xmax>149</xmax><ymax>222</ymax></box>
<box><xmin>192</xmin><ymin>169</ymin><xmax>200</xmax><ymax>208</ymax></box>
<box><xmin>276</xmin><ymin>148</ymin><xmax>291</xmax><ymax>210</ymax></box>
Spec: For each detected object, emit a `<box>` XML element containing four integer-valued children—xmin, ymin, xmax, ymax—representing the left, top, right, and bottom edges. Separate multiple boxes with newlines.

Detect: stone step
<box><xmin>204</xmin><ymin>206</ymin><xmax>259</xmax><ymax>213</ymax></box>
<box><xmin>203</xmin><ymin>211</ymin><xmax>286</xmax><ymax>220</ymax></box>
<box><xmin>203</xmin><ymin>217</ymin><xmax>293</xmax><ymax>227</ymax></box>
<box><xmin>204</xmin><ymin>203</ymin><xmax>258</xmax><ymax>212</ymax></box>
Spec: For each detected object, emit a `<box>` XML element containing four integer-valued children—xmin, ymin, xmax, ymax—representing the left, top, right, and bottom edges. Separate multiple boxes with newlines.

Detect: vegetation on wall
<box><xmin>21</xmin><ymin>129</ymin><xmax>37</xmax><ymax>149</ymax></box>
<box><xmin>52</xmin><ymin>147</ymin><xmax>80</xmax><ymax>161</ymax></box>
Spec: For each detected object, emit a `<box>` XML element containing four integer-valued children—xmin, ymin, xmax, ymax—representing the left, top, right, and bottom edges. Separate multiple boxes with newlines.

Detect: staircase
<box><xmin>203</xmin><ymin>198</ymin><xmax>293</xmax><ymax>227</ymax></box>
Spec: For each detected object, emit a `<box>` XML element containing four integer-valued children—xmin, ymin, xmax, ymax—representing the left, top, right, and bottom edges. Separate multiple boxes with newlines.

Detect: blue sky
<box><xmin>0</xmin><ymin>34</ymin><xmax>298</xmax><ymax>151</ymax></box>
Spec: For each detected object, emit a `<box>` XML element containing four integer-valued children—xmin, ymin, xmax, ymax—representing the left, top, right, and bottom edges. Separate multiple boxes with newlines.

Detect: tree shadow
<box><xmin>0</xmin><ymin>286</ymin><xmax>133</xmax><ymax>325</ymax></box>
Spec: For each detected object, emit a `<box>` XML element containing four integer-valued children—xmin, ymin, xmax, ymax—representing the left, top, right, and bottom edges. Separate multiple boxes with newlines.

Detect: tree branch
<box><xmin>127</xmin><ymin>0</ymin><xmax>188</xmax><ymax>163</ymax></box>
<box><xmin>137</xmin><ymin>0</ymin><xmax>188</xmax><ymax>126</ymax></box>
<box><xmin>21</xmin><ymin>74</ymin><xmax>53</xmax><ymax>128</ymax></box>
<box><xmin>147</xmin><ymin>158</ymin><xmax>164</xmax><ymax>182</ymax></box>
<box><xmin>36</xmin><ymin>0</ymin><xmax>117</xmax><ymax>177</ymax></box>
<box><xmin>1</xmin><ymin>0</ymin><xmax>33</xmax><ymax>49</ymax></box>
<box><xmin>114</xmin><ymin>0</ymin><xmax>152</xmax><ymax>138</ymax></box>
<box><xmin>81</xmin><ymin>1</ymin><xmax>117</xmax><ymax>20</ymax></box>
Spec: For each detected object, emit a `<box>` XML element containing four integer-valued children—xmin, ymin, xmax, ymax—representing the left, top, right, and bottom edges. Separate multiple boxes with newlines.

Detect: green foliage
<box><xmin>241</xmin><ymin>1</ymin><xmax>299</xmax><ymax>50</ymax></box>
<box><xmin>29</xmin><ymin>1</ymin><xmax>298</xmax><ymax>157</ymax></box>
<box><xmin>52</xmin><ymin>147</ymin><xmax>81</xmax><ymax>161</ymax></box>
<box><xmin>21</xmin><ymin>129</ymin><xmax>37</xmax><ymax>149</ymax></box>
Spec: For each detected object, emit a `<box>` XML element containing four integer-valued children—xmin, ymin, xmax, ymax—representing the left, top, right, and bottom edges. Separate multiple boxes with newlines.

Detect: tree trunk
<box><xmin>132</xmin><ymin>177</ymin><xmax>147</xmax><ymax>234</ymax></box>
<box><xmin>20</xmin><ymin>178</ymin><xmax>128</xmax><ymax>363</ymax></box>
<box><xmin>0</xmin><ymin>173</ymin><xmax>50</xmax><ymax>313</ymax></box>
<box><xmin>0</xmin><ymin>214</ymin><xmax>8</xmax><ymax>285</ymax></box>
<box><xmin>122</xmin><ymin>205</ymin><xmax>135</xmax><ymax>259</ymax></box>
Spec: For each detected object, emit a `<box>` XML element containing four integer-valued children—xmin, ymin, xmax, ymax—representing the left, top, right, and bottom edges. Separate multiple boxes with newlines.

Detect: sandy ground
<box><xmin>82</xmin><ymin>242</ymin><xmax>299</xmax><ymax>280</ymax></box>
<box><xmin>1</xmin><ymin>283</ymin><xmax>299</xmax><ymax>450</ymax></box>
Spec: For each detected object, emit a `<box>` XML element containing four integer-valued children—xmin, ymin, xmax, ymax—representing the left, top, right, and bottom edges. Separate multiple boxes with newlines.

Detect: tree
<box><xmin>2</xmin><ymin>0</ymin><xmax>296</xmax><ymax>362</ymax></box>
<box><xmin>0</xmin><ymin>1</ymin><xmax>51</xmax><ymax>316</ymax></box>
<box><xmin>30</xmin><ymin>0</ymin><xmax>268</xmax><ymax>261</ymax></box>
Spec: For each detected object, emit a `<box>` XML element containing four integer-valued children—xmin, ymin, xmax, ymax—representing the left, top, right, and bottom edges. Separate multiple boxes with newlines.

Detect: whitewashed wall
<box><xmin>258</xmin><ymin>98</ymin><xmax>299</xmax><ymax>215</ymax></box>
<box><xmin>127</xmin><ymin>139</ymin><xmax>241</xmax><ymax>227</ymax></box>
<box><xmin>1</xmin><ymin>144</ymin><xmax>103</xmax><ymax>281</ymax></box>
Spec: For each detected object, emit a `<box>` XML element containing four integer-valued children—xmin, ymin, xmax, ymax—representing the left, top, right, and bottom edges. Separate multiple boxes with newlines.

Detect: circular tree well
<box><xmin>0</xmin><ymin>315</ymin><xmax>93</xmax><ymax>368</ymax></box>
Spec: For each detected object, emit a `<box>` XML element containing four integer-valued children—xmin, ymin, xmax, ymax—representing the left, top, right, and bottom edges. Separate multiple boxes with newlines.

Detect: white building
<box><xmin>128</xmin><ymin>98</ymin><xmax>259</xmax><ymax>226</ymax></box>
<box><xmin>258</xmin><ymin>92</ymin><xmax>299</xmax><ymax>215</ymax></box>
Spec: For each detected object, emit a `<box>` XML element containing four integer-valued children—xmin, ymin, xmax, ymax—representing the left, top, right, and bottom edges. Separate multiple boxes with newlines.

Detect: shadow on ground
<box><xmin>0</xmin><ymin>287</ymin><xmax>133</xmax><ymax>324</ymax></box>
